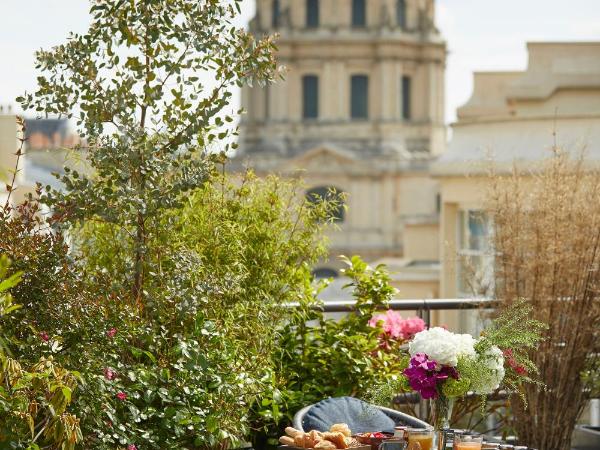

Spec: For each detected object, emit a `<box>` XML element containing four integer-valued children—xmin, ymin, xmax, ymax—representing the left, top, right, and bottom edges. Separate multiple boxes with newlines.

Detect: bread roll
<box><xmin>279</xmin><ymin>436</ymin><xmax>295</xmax><ymax>446</ymax></box>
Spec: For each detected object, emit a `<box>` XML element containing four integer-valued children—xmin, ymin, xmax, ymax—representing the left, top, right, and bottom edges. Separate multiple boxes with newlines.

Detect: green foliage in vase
<box><xmin>474</xmin><ymin>299</ymin><xmax>547</xmax><ymax>403</ymax></box>
<box><xmin>441</xmin><ymin>375</ymin><xmax>471</xmax><ymax>399</ymax></box>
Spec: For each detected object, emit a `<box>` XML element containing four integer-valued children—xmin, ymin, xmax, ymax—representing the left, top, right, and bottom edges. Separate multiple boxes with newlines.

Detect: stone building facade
<box><xmin>236</xmin><ymin>0</ymin><xmax>446</xmax><ymax>285</ymax></box>
<box><xmin>433</xmin><ymin>41</ymin><xmax>600</xmax><ymax>330</ymax></box>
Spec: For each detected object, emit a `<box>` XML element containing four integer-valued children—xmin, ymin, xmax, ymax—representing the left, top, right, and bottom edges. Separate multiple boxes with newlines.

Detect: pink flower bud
<box><xmin>106</xmin><ymin>328</ymin><xmax>117</xmax><ymax>338</ymax></box>
<box><xmin>116</xmin><ymin>391</ymin><xmax>127</xmax><ymax>401</ymax></box>
<box><xmin>103</xmin><ymin>367</ymin><xmax>117</xmax><ymax>381</ymax></box>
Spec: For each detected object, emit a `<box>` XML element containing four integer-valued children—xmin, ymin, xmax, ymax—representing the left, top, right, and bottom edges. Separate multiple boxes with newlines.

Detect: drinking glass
<box><xmin>407</xmin><ymin>427</ymin><xmax>435</xmax><ymax>450</ymax></box>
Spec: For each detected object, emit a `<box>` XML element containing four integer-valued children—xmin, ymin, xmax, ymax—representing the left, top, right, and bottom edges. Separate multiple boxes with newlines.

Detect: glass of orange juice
<box><xmin>407</xmin><ymin>427</ymin><xmax>434</xmax><ymax>450</ymax></box>
<box><xmin>454</xmin><ymin>434</ymin><xmax>483</xmax><ymax>450</ymax></box>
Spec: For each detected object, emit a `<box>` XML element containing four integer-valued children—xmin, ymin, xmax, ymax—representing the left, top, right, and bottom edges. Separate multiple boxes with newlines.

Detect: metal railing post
<box><xmin>591</xmin><ymin>398</ymin><xmax>600</xmax><ymax>427</ymax></box>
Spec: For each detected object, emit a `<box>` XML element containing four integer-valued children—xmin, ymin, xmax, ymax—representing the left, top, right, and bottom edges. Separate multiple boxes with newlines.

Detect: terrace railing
<box><xmin>292</xmin><ymin>297</ymin><xmax>600</xmax><ymax>428</ymax></box>
<box><xmin>316</xmin><ymin>297</ymin><xmax>496</xmax><ymax>328</ymax></box>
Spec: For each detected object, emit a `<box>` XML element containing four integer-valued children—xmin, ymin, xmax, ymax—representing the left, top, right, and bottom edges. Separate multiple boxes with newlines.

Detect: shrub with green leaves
<box><xmin>65</xmin><ymin>171</ymin><xmax>335</xmax><ymax>448</ymax></box>
<box><xmin>0</xmin><ymin>255</ymin><xmax>82</xmax><ymax>449</ymax></box>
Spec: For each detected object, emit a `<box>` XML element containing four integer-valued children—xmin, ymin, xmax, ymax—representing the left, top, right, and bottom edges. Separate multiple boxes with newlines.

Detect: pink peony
<box><xmin>116</xmin><ymin>391</ymin><xmax>127</xmax><ymax>401</ymax></box>
<box><xmin>369</xmin><ymin>310</ymin><xmax>426</xmax><ymax>340</ymax></box>
<box><xmin>106</xmin><ymin>328</ymin><xmax>117</xmax><ymax>338</ymax></box>
<box><xmin>39</xmin><ymin>332</ymin><xmax>50</xmax><ymax>342</ymax></box>
<box><xmin>400</xmin><ymin>317</ymin><xmax>427</xmax><ymax>340</ymax></box>
<box><xmin>103</xmin><ymin>367</ymin><xmax>117</xmax><ymax>381</ymax></box>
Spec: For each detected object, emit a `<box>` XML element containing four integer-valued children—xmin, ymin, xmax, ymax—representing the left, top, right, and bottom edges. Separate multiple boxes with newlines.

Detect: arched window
<box><xmin>312</xmin><ymin>267</ymin><xmax>339</xmax><ymax>279</ymax></box>
<box><xmin>352</xmin><ymin>0</ymin><xmax>366</xmax><ymax>27</ymax></box>
<box><xmin>302</xmin><ymin>75</ymin><xmax>319</xmax><ymax>119</ymax></box>
<box><xmin>351</xmin><ymin>75</ymin><xmax>369</xmax><ymax>119</ymax></box>
<box><xmin>272</xmin><ymin>0</ymin><xmax>281</xmax><ymax>28</ymax></box>
<box><xmin>306</xmin><ymin>0</ymin><xmax>319</xmax><ymax>27</ymax></box>
<box><xmin>306</xmin><ymin>186</ymin><xmax>345</xmax><ymax>222</ymax></box>
<box><xmin>397</xmin><ymin>0</ymin><xmax>407</xmax><ymax>28</ymax></box>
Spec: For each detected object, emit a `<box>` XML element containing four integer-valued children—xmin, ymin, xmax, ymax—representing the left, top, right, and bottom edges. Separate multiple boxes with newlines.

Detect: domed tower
<box><xmin>237</xmin><ymin>0</ymin><xmax>446</xmax><ymax>282</ymax></box>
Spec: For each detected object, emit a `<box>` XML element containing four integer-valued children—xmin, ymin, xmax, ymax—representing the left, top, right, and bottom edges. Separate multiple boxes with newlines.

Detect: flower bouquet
<box><xmin>369</xmin><ymin>300</ymin><xmax>545</xmax><ymax>448</ymax></box>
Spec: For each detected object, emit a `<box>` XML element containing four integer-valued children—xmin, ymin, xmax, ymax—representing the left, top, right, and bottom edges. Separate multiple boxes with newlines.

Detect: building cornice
<box><xmin>451</xmin><ymin>113</ymin><xmax>600</xmax><ymax>128</ymax></box>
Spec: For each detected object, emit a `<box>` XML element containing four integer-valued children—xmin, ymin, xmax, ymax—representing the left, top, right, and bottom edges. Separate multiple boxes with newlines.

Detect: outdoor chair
<box><xmin>292</xmin><ymin>396</ymin><xmax>430</xmax><ymax>434</ymax></box>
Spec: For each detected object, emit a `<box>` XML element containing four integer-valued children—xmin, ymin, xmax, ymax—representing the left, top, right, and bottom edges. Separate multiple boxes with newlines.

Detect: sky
<box><xmin>0</xmin><ymin>0</ymin><xmax>599</xmax><ymax>125</ymax></box>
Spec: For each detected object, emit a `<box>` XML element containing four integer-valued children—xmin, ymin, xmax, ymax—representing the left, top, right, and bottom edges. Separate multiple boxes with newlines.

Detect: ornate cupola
<box><xmin>239</xmin><ymin>0</ymin><xmax>446</xmax><ymax>160</ymax></box>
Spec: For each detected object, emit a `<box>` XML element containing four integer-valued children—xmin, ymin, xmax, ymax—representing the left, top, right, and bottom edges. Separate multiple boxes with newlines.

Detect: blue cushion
<box><xmin>302</xmin><ymin>396</ymin><xmax>397</xmax><ymax>434</ymax></box>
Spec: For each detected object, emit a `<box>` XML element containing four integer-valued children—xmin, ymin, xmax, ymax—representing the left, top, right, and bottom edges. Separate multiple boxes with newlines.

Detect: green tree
<box><xmin>19</xmin><ymin>0</ymin><xmax>280</xmax><ymax>306</ymax></box>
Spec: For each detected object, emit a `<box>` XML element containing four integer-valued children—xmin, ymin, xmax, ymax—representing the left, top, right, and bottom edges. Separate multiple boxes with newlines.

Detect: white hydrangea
<box><xmin>471</xmin><ymin>345</ymin><xmax>506</xmax><ymax>395</ymax></box>
<box><xmin>408</xmin><ymin>327</ymin><xmax>476</xmax><ymax>367</ymax></box>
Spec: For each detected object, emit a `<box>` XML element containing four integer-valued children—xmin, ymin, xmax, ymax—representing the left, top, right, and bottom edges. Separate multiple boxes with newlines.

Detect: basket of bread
<box><xmin>278</xmin><ymin>424</ymin><xmax>370</xmax><ymax>450</ymax></box>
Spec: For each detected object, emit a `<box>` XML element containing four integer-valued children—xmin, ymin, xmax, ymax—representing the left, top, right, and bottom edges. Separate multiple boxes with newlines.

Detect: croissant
<box><xmin>294</xmin><ymin>434</ymin><xmax>307</xmax><ymax>448</ymax></box>
<box><xmin>308</xmin><ymin>430</ymin><xmax>323</xmax><ymax>446</ymax></box>
<box><xmin>286</xmin><ymin>427</ymin><xmax>303</xmax><ymax>438</ymax></box>
<box><xmin>322</xmin><ymin>431</ymin><xmax>348</xmax><ymax>449</ymax></box>
<box><xmin>329</xmin><ymin>423</ymin><xmax>351</xmax><ymax>437</ymax></box>
<box><xmin>315</xmin><ymin>440</ymin><xmax>337</xmax><ymax>449</ymax></box>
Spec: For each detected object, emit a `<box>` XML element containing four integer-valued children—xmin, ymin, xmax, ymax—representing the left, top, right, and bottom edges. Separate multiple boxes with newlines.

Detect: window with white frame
<box><xmin>457</xmin><ymin>210</ymin><xmax>494</xmax><ymax>298</ymax></box>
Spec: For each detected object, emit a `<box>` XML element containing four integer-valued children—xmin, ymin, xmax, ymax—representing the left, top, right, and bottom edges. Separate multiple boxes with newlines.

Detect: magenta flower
<box><xmin>39</xmin><ymin>332</ymin><xmax>50</xmax><ymax>342</ymax></box>
<box><xmin>103</xmin><ymin>367</ymin><xmax>117</xmax><ymax>381</ymax></box>
<box><xmin>403</xmin><ymin>353</ymin><xmax>459</xmax><ymax>399</ymax></box>
<box><xmin>116</xmin><ymin>391</ymin><xmax>127</xmax><ymax>401</ymax></box>
<box><xmin>106</xmin><ymin>328</ymin><xmax>117</xmax><ymax>338</ymax></box>
<box><xmin>127</xmin><ymin>445</ymin><xmax>137</xmax><ymax>450</ymax></box>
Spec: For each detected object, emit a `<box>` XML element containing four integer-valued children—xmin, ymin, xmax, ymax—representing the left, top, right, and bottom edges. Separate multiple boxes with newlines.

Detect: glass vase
<box><xmin>430</xmin><ymin>395</ymin><xmax>454</xmax><ymax>450</ymax></box>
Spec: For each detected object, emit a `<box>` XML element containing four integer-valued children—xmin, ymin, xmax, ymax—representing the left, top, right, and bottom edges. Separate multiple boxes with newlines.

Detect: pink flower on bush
<box><xmin>39</xmin><ymin>332</ymin><xmax>50</xmax><ymax>342</ymax></box>
<box><xmin>103</xmin><ymin>367</ymin><xmax>117</xmax><ymax>381</ymax></box>
<box><xmin>116</xmin><ymin>391</ymin><xmax>127</xmax><ymax>401</ymax></box>
<box><xmin>401</xmin><ymin>317</ymin><xmax>427</xmax><ymax>339</ymax></box>
<box><xmin>127</xmin><ymin>445</ymin><xmax>137</xmax><ymax>450</ymax></box>
<box><xmin>106</xmin><ymin>328</ymin><xmax>117</xmax><ymax>338</ymax></box>
<box><xmin>369</xmin><ymin>310</ymin><xmax>426</xmax><ymax>340</ymax></box>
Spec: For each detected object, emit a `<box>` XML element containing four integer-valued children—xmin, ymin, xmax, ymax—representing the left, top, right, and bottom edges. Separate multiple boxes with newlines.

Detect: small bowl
<box><xmin>354</xmin><ymin>432</ymin><xmax>395</xmax><ymax>450</ymax></box>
